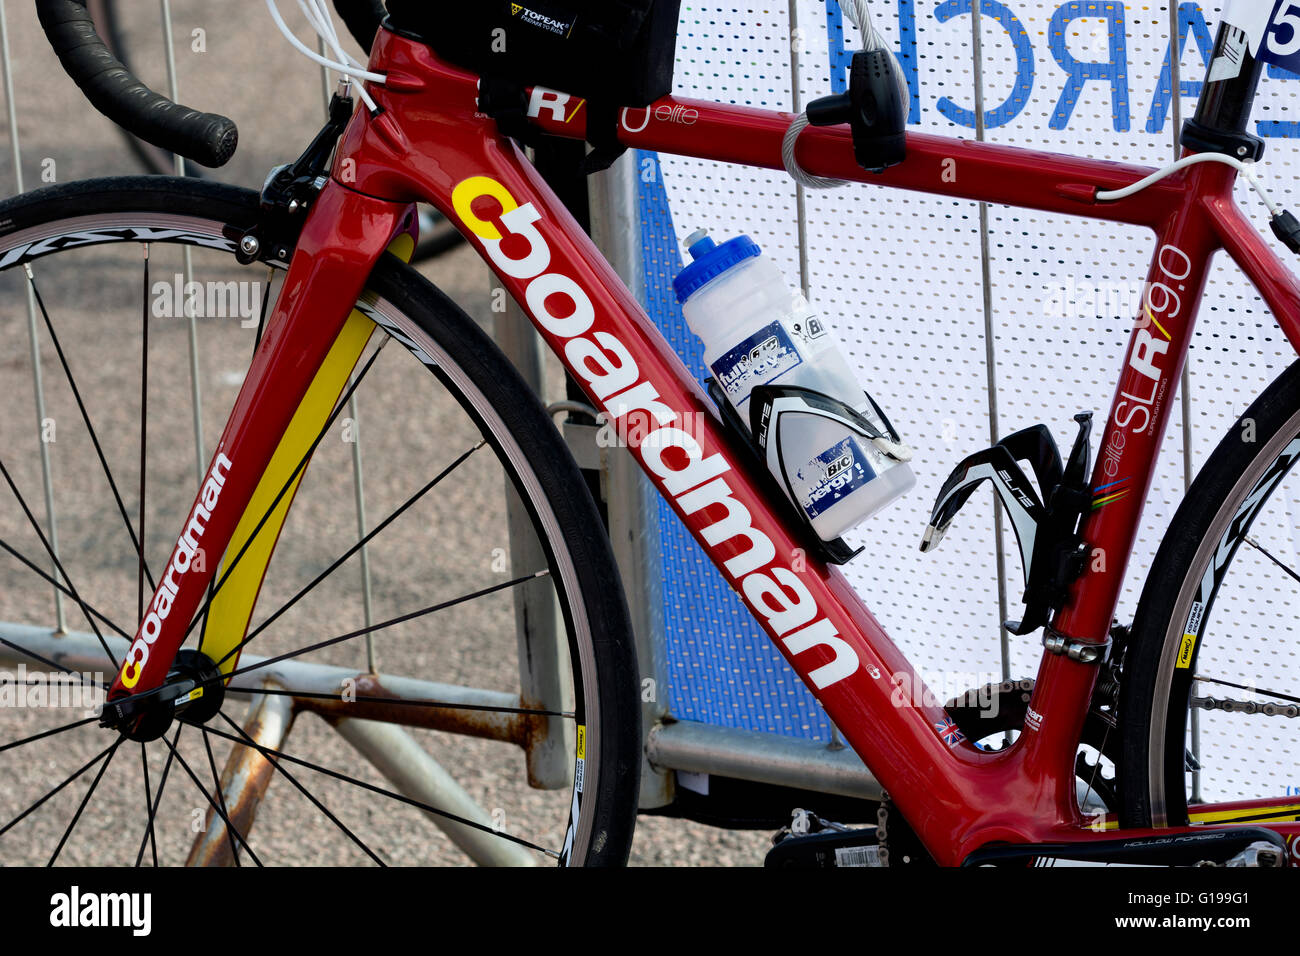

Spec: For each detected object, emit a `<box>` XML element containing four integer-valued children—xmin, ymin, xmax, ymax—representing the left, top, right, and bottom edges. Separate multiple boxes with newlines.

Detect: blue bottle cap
<box><xmin>672</xmin><ymin>229</ymin><xmax>761</xmax><ymax>303</ymax></box>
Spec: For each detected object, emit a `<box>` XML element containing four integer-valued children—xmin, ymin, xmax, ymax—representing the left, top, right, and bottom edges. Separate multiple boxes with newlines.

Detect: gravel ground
<box><xmin>0</xmin><ymin>1</ymin><xmax>771</xmax><ymax>866</ymax></box>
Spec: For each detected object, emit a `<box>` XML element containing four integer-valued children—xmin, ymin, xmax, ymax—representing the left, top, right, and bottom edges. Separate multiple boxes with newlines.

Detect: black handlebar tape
<box><xmin>332</xmin><ymin>0</ymin><xmax>386</xmax><ymax>54</ymax></box>
<box><xmin>37</xmin><ymin>0</ymin><xmax>238</xmax><ymax>168</ymax></box>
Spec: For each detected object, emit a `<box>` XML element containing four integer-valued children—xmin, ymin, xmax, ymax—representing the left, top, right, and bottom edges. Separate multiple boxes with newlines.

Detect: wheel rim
<box><xmin>1144</xmin><ymin>407</ymin><xmax>1300</xmax><ymax>828</ymax></box>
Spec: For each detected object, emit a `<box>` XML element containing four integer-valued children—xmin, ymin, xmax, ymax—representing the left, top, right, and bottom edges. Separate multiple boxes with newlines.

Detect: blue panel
<box><xmin>635</xmin><ymin>150</ymin><xmax>832</xmax><ymax>740</ymax></box>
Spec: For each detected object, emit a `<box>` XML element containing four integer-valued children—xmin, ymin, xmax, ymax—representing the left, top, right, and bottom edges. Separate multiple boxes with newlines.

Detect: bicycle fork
<box><xmin>101</xmin><ymin>179</ymin><xmax>412</xmax><ymax>733</ymax></box>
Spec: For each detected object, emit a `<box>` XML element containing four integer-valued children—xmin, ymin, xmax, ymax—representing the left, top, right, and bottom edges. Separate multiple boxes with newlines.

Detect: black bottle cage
<box><xmin>922</xmin><ymin>413</ymin><xmax>1093</xmax><ymax>635</ymax></box>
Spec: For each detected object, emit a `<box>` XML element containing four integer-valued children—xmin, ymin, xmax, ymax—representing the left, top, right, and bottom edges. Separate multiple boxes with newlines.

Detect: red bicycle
<box><xmin>7</xmin><ymin>0</ymin><xmax>1300</xmax><ymax>865</ymax></box>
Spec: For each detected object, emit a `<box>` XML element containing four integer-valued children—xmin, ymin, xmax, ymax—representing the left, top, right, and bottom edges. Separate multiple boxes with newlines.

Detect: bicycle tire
<box><xmin>0</xmin><ymin>176</ymin><xmax>640</xmax><ymax>865</ymax></box>
<box><xmin>1120</xmin><ymin>357</ymin><xmax>1300</xmax><ymax>832</ymax></box>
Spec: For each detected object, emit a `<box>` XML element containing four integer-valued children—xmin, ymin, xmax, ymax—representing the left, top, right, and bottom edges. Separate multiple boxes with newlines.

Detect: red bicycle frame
<box><xmin>107</xmin><ymin>25</ymin><xmax>1300</xmax><ymax>865</ymax></box>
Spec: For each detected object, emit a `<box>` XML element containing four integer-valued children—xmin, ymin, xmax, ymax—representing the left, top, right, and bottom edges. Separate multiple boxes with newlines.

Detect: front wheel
<box><xmin>0</xmin><ymin>177</ymin><xmax>639</xmax><ymax>865</ymax></box>
<box><xmin>1121</xmin><ymin>358</ymin><xmax>1300</xmax><ymax>842</ymax></box>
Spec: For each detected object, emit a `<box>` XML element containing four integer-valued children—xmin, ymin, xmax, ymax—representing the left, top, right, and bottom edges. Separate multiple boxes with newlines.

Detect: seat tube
<box><xmin>1021</xmin><ymin>165</ymin><xmax>1227</xmax><ymax>810</ymax></box>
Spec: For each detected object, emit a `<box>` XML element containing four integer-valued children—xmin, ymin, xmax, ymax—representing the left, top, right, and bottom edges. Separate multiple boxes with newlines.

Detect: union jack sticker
<box><xmin>935</xmin><ymin>717</ymin><xmax>966</xmax><ymax>747</ymax></box>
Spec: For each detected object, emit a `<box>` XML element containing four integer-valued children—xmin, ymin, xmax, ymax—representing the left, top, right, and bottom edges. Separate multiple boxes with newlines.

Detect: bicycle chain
<box><xmin>876</xmin><ymin>797</ymin><xmax>890</xmax><ymax>867</ymax></box>
<box><xmin>1192</xmin><ymin>695</ymin><xmax>1300</xmax><ymax>718</ymax></box>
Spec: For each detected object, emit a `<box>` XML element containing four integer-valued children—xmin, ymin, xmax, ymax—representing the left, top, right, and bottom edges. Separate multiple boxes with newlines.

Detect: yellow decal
<box><xmin>1144</xmin><ymin>303</ymin><xmax>1172</xmax><ymax>341</ymax></box>
<box><xmin>451</xmin><ymin>176</ymin><xmax>518</xmax><ymax>240</ymax></box>
<box><xmin>575</xmin><ymin>724</ymin><xmax>586</xmax><ymax>760</ymax></box>
<box><xmin>199</xmin><ymin>234</ymin><xmax>414</xmax><ymax>677</ymax></box>
<box><xmin>202</xmin><ymin>311</ymin><xmax>375</xmax><ymax>676</ymax></box>
<box><xmin>1190</xmin><ymin>802</ymin><xmax>1300</xmax><ymax>824</ymax></box>
<box><xmin>565</xmin><ymin>98</ymin><xmax>587</xmax><ymax>123</ymax></box>
<box><xmin>1175</xmin><ymin>632</ymin><xmax>1197</xmax><ymax>669</ymax></box>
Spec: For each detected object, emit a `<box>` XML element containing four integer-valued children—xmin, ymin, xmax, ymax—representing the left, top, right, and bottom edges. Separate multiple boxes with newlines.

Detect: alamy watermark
<box><xmin>152</xmin><ymin>274</ymin><xmax>262</xmax><ymax>327</ymax></box>
<box><xmin>1042</xmin><ymin>276</ymin><xmax>1145</xmax><ymax>321</ymax></box>
<box><xmin>0</xmin><ymin>664</ymin><xmax>104</xmax><ymax>715</ymax></box>
<box><xmin>890</xmin><ymin>668</ymin><xmax>1003</xmax><ymax>718</ymax></box>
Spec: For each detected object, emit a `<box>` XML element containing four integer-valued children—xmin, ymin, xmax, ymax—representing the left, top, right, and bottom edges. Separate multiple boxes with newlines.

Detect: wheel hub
<box><xmin>100</xmin><ymin>649</ymin><xmax>225</xmax><ymax>742</ymax></box>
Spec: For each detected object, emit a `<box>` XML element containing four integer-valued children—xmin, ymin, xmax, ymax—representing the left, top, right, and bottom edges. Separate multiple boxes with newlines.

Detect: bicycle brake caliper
<box><xmin>235</xmin><ymin>89</ymin><xmax>356</xmax><ymax>266</ymax></box>
<box><xmin>921</xmin><ymin>413</ymin><xmax>1093</xmax><ymax>635</ymax></box>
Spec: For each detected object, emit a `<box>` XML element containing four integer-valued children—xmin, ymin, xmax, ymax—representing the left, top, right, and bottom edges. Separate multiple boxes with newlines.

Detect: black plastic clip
<box><xmin>922</xmin><ymin>413</ymin><xmax>1093</xmax><ymax>635</ymax></box>
<box><xmin>804</xmin><ymin>49</ymin><xmax>906</xmax><ymax>173</ymax></box>
<box><xmin>236</xmin><ymin>91</ymin><xmax>355</xmax><ymax>265</ymax></box>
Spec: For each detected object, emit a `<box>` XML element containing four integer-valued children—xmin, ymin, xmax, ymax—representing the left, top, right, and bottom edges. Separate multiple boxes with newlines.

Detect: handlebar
<box><xmin>37</xmin><ymin>0</ymin><xmax>388</xmax><ymax>170</ymax></box>
<box><xmin>37</xmin><ymin>0</ymin><xmax>237</xmax><ymax>168</ymax></box>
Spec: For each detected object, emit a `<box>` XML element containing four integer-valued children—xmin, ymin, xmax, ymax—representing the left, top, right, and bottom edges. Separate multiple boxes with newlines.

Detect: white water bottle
<box><xmin>673</xmin><ymin>229</ymin><xmax>915</xmax><ymax>540</ymax></box>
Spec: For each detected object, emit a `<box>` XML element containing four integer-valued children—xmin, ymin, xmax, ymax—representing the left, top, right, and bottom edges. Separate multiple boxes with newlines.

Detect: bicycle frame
<box><xmin>106</xmin><ymin>23</ymin><xmax>1300</xmax><ymax>865</ymax></box>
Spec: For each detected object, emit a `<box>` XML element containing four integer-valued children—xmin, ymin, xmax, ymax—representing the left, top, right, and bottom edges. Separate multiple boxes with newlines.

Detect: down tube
<box><xmin>396</xmin><ymin>142</ymin><xmax>995</xmax><ymax>846</ymax></box>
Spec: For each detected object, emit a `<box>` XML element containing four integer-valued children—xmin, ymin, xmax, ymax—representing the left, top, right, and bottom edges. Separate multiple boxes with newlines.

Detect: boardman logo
<box><xmin>449</xmin><ymin>174</ymin><xmax>860</xmax><ymax>690</ymax></box>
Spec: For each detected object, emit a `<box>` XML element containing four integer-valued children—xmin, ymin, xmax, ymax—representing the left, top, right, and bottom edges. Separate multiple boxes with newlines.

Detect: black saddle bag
<box><xmin>385</xmin><ymin>0</ymin><xmax>680</xmax><ymax>106</ymax></box>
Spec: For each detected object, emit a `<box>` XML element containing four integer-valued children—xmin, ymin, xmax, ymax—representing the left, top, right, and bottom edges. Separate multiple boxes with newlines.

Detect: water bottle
<box><xmin>673</xmin><ymin>228</ymin><xmax>915</xmax><ymax>540</ymax></box>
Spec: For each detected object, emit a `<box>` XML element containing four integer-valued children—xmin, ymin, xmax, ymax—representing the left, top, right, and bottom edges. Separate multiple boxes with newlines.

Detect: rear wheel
<box><xmin>1121</xmin><ymin>357</ymin><xmax>1300</xmax><ymax>845</ymax></box>
<box><xmin>0</xmin><ymin>177</ymin><xmax>640</xmax><ymax>865</ymax></box>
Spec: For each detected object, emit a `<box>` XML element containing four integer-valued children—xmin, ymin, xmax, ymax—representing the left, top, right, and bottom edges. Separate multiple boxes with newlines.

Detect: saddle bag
<box><xmin>384</xmin><ymin>0</ymin><xmax>681</xmax><ymax>169</ymax></box>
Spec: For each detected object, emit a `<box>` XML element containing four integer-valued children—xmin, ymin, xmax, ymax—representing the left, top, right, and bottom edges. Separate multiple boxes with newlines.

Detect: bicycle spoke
<box><xmin>139</xmin><ymin>743</ymin><xmax>158</xmax><ymax>868</ymax></box>
<box><xmin>48</xmin><ymin>734</ymin><xmax>122</xmax><ymax>865</ymax></box>
<box><xmin>137</xmin><ymin>246</ymin><xmax>150</xmax><ymax>624</ymax></box>
<box><xmin>1078</xmin><ymin>718</ymin><xmax>1114</xmax><ymax>815</ymax></box>
<box><xmin>209</xmin><ymin>712</ymin><xmax>555</xmax><ymax>859</ymax></box>
<box><xmin>224</xmin><ymin>570</ymin><xmax>548</xmax><ymax>680</ymax></box>
<box><xmin>194</xmin><ymin>337</ymin><xmax>389</xmax><ymax>653</ymax></box>
<box><xmin>0</xmin><ymin>715</ymin><xmax>98</xmax><ymax>755</ymax></box>
<box><xmin>0</xmin><ymin>636</ymin><xmax>108</xmax><ymax>688</ymax></box>
<box><xmin>133</xmin><ymin>725</ymin><xmax>182</xmax><ymax>867</ymax></box>
<box><xmin>214</xmin><ymin>711</ymin><xmax>383</xmax><ymax>866</ymax></box>
<box><xmin>0</xmin><ymin>740</ymin><xmax>117</xmax><ymax>840</ymax></box>
<box><xmin>25</xmin><ymin>264</ymin><xmax>156</xmax><ymax>592</ymax></box>
<box><xmin>225</xmin><ymin>439</ymin><xmax>485</xmax><ymax>664</ymax></box>
<box><xmin>1242</xmin><ymin>534</ymin><xmax>1300</xmax><ymax>588</ymax></box>
<box><xmin>152</xmin><ymin>727</ymin><xmax>262</xmax><ymax>867</ymax></box>
<box><xmin>0</xmin><ymin>536</ymin><xmax>131</xmax><ymax>640</ymax></box>
<box><xmin>0</xmin><ymin>459</ymin><xmax>118</xmax><ymax>668</ymax></box>
<box><xmin>201</xmin><ymin>728</ymin><xmax>240</xmax><ymax>867</ymax></box>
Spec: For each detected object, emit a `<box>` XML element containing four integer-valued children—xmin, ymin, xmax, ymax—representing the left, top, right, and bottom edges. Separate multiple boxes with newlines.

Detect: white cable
<box><xmin>782</xmin><ymin>0</ymin><xmax>910</xmax><ymax>188</ymax></box>
<box><xmin>265</xmin><ymin>0</ymin><xmax>383</xmax><ymax>112</ymax></box>
<box><xmin>302</xmin><ymin>0</ymin><xmax>351</xmax><ymax>68</ymax></box>
<box><xmin>1095</xmin><ymin>152</ymin><xmax>1281</xmax><ymax>217</ymax></box>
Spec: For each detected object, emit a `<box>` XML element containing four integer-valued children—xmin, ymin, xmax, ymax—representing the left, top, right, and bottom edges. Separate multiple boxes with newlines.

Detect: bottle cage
<box><xmin>748</xmin><ymin>384</ymin><xmax>912</xmax><ymax>526</ymax></box>
<box><xmin>921</xmin><ymin>413</ymin><xmax>1094</xmax><ymax>636</ymax></box>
